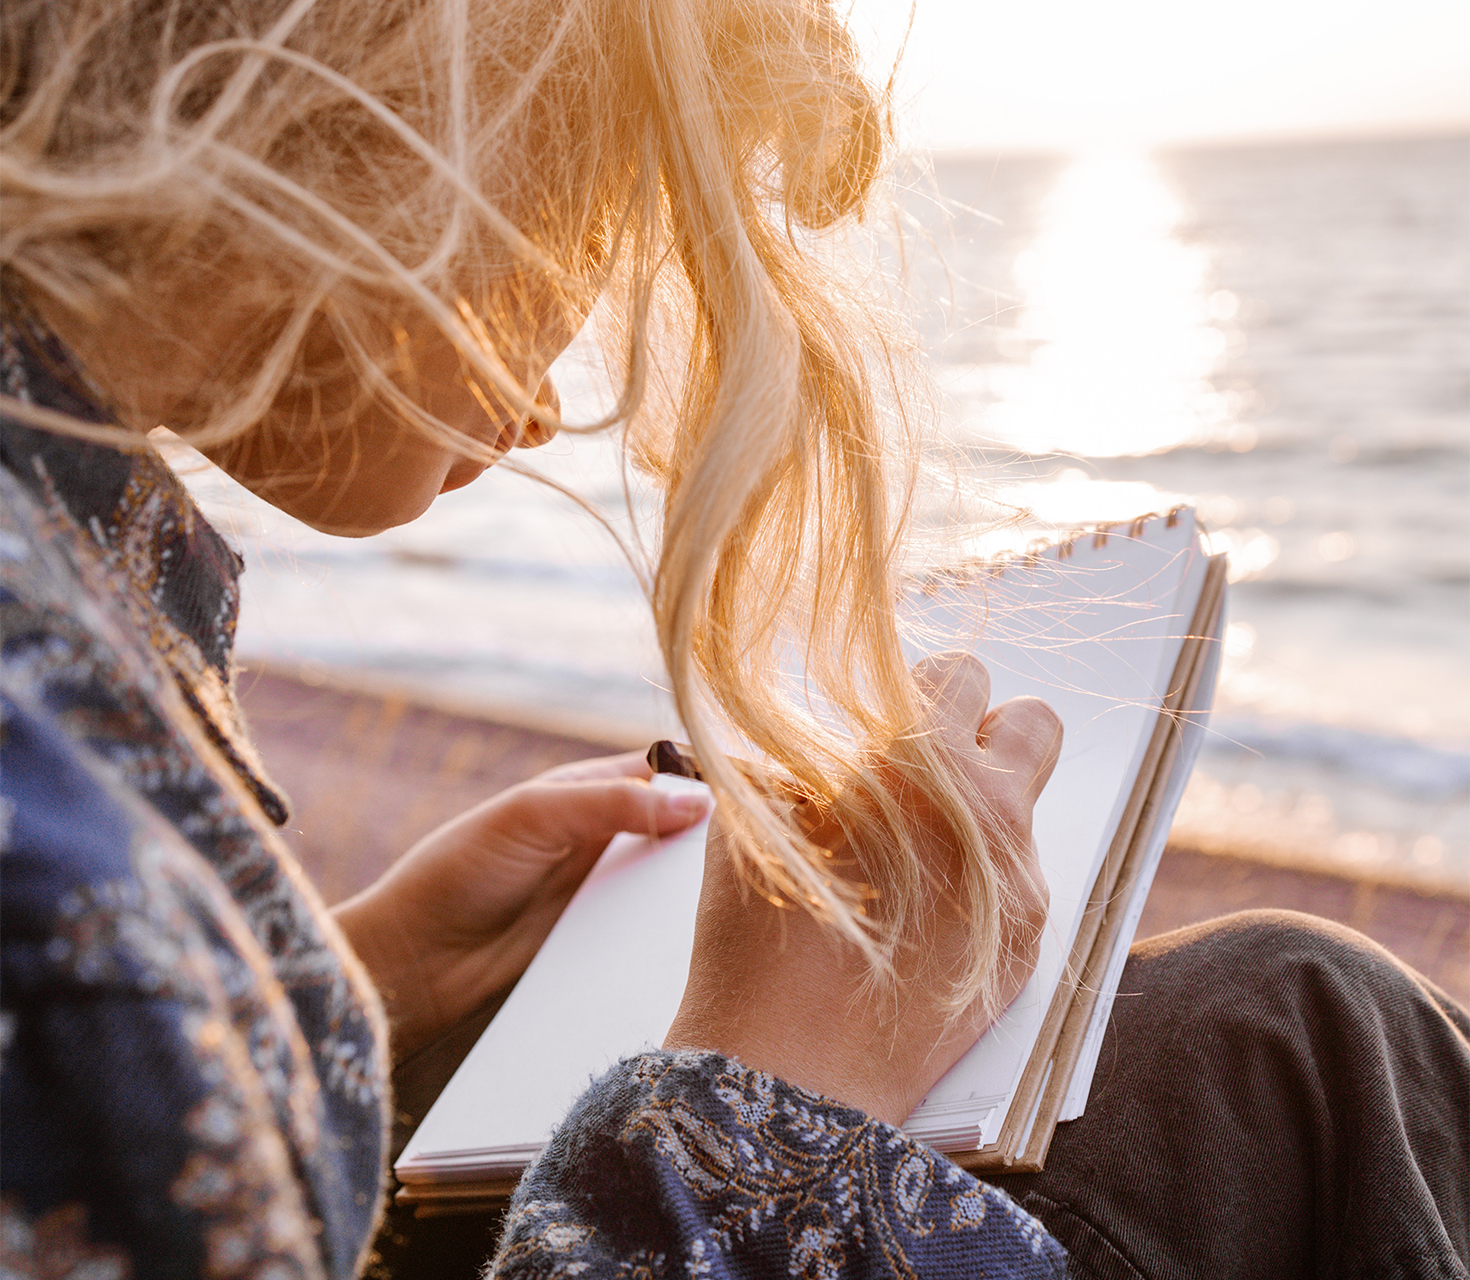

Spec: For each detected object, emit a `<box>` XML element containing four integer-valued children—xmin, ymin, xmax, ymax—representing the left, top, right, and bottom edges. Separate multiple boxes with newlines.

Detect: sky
<box><xmin>848</xmin><ymin>0</ymin><xmax>1470</xmax><ymax>152</ymax></box>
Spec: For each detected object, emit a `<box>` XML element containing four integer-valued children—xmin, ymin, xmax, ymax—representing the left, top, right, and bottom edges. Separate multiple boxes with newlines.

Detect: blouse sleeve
<box><xmin>0</xmin><ymin>690</ymin><xmax>361</xmax><ymax>1280</ymax></box>
<box><xmin>489</xmin><ymin>1049</ymin><xmax>1068</xmax><ymax>1279</ymax></box>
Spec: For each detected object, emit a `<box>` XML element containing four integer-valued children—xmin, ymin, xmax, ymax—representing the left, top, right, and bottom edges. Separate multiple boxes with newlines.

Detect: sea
<box><xmin>175</xmin><ymin>132</ymin><xmax>1470</xmax><ymax>890</ymax></box>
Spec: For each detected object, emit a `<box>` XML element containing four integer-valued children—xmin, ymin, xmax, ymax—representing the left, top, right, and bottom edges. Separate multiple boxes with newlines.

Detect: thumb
<box><xmin>507</xmin><ymin>778</ymin><xmax>712</xmax><ymax>852</ymax></box>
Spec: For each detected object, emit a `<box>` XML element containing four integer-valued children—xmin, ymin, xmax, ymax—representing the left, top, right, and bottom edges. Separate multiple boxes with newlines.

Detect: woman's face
<box><xmin>210</xmin><ymin>314</ymin><xmax>574</xmax><ymax>537</ymax></box>
<box><xmin>34</xmin><ymin>277</ymin><xmax>577</xmax><ymax>538</ymax></box>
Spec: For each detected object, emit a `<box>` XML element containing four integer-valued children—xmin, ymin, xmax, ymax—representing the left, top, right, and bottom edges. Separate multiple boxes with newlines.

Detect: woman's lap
<box><xmin>371</xmin><ymin>910</ymin><xmax>1470</xmax><ymax>1278</ymax></box>
<box><xmin>987</xmin><ymin>909</ymin><xmax>1470</xmax><ymax>1280</ymax></box>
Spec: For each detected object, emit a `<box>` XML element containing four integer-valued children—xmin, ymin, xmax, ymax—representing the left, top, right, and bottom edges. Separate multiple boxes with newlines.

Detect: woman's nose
<box><xmin>513</xmin><ymin>374</ymin><xmax>560</xmax><ymax>449</ymax></box>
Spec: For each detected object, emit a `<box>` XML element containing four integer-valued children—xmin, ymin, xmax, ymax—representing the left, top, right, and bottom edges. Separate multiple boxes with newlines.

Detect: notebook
<box><xmin>395</xmin><ymin>508</ymin><xmax>1228</xmax><ymax>1205</ymax></box>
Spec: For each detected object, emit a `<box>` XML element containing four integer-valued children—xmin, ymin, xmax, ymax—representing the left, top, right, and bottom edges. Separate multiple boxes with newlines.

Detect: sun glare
<box><xmin>978</xmin><ymin>150</ymin><xmax>1235</xmax><ymax>459</ymax></box>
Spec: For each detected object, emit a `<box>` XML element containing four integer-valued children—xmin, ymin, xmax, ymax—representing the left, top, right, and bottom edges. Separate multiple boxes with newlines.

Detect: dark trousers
<box><xmin>371</xmin><ymin>911</ymin><xmax>1470</xmax><ymax>1279</ymax></box>
<box><xmin>989</xmin><ymin>910</ymin><xmax>1469</xmax><ymax>1279</ymax></box>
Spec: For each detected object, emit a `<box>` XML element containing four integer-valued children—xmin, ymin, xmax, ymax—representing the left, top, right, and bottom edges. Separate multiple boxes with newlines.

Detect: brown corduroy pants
<box><xmin>988</xmin><ymin>910</ymin><xmax>1469</xmax><ymax>1279</ymax></box>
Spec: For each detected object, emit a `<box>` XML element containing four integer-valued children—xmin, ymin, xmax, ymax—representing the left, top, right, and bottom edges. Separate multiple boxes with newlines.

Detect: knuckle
<box><xmin>913</xmin><ymin>650</ymin><xmax>989</xmax><ymax>693</ymax></box>
<box><xmin>1024</xmin><ymin>876</ymin><xmax>1050</xmax><ymax>926</ymax></box>
<box><xmin>981</xmin><ymin>774</ymin><xmax>1029</xmax><ymax>829</ymax></box>
<box><xmin>1009</xmin><ymin>881</ymin><xmax>1049</xmax><ymax>952</ymax></box>
<box><xmin>1023</xmin><ymin>696</ymin><xmax>1063</xmax><ymax>735</ymax></box>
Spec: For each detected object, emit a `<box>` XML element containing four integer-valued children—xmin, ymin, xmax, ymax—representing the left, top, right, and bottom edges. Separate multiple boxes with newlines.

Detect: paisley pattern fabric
<box><xmin>0</xmin><ymin>296</ymin><xmax>390</xmax><ymax>1279</ymax></box>
<box><xmin>493</xmin><ymin>1051</ymin><xmax>1068</xmax><ymax>1279</ymax></box>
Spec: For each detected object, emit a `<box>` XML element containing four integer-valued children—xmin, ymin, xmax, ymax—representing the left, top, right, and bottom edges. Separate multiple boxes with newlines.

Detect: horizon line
<box><xmin>912</xmin><ymin>119</ymin><xmax>1470</xmax><ymax>161</ymax></box>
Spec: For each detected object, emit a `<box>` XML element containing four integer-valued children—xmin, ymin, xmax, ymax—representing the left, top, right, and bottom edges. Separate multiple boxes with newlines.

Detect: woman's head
<box><xmin>1</xmin><ymin>0</ymin><xmax>878</xmax><ymax>438</ymax></box>
<box><xmin>2</xmin><ymin>0</ymin><xmax>882</xmax><ymax>522</ymax></box>
<box><xmin>3</xmin><ymin>0</ymin><xmax>1028</xmax><ymax>1013</ymax></box>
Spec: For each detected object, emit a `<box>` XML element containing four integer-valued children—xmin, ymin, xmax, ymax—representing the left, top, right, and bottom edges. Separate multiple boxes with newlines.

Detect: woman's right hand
<box><xmin>663</xmin><ymin>652</ymin><xmax>1062</xmax><ymax>1126</ymax></box>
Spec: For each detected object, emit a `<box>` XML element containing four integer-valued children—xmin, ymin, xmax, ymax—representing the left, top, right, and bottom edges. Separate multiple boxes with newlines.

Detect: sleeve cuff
<box><xmin>492</xmin><ymin>1048</ymin><xmax>1067</xmax><ymax>1278</ymax></box>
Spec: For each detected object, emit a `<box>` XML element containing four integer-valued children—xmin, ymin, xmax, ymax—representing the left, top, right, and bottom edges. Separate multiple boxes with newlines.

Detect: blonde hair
<box><xmin>1</xmin><ymin>0</ymin><xmax>1026</xmax><ymax>1012</ymax></box>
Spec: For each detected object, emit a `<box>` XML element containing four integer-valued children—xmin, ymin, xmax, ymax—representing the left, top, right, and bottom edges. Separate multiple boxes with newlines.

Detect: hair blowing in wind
<box><xmin>1</xmin><ymin>0</ymin><xmax>1042</xmax><ymax>1015</ymax></box>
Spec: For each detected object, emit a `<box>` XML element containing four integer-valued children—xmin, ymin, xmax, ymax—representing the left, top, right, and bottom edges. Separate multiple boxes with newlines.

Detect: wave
<box><xmin>257</xmin><ymin>545</ymin><xmax>645</xmax><ymax>591</ymax></box>
<box><xmin>1203</xmin><ymin>716</ymin><xmax>1470</xmax><ymax>802</ymax></box>
<box><xmin>1235</xmin><ymin>575</ymin><xmax>1470</xmax><ymax>603</ymax></box>
<box><xmin>957</xmin><ymin>436</ymin><xmax>1470</xmax><ymax>468</ymax></box>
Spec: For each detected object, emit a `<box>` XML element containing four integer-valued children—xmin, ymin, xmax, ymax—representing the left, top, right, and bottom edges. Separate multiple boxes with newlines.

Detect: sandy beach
<box><xmin>239</xmin><ymin>665</ymin><xmax>1468</xmax><ymax>1003</ymax></box>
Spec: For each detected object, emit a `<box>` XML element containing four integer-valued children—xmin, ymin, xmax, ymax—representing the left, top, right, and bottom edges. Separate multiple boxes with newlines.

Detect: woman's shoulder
<box><xmin>0</xmin><ymin>676</ymin><xmax>386</xmax><ymax>1278</ymax></box>
<box><xmin>0</xmin><ymin>453</ymin><xmax>270</xmax><ymax>824</ymax></box>
<box><xmin>0</xmin><ymin>435</ymin><xmax>391</xmax><ymax>1280</ymax></box>
<box><xmin>0</xmin><ymin>314</ymin><xmax>286</xmax><ymax>827</ymax></box>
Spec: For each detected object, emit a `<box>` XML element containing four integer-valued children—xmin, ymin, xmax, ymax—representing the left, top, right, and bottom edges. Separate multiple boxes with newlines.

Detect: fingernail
<box><xmin>667</xmin><ymin>794</ymin><xmax>711</xmax><ymax>821</ymax></box>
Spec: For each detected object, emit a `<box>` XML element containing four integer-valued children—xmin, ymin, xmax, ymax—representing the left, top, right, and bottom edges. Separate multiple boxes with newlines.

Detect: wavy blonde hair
<box><xmin>1</xmin><ymin>0</ymin><xmax>1024</xmax><ymax>1011</ymax></box>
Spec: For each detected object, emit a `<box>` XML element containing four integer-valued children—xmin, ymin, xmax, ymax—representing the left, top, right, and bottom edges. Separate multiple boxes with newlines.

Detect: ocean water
<box><xmin>179</xmin><ymin>132</ymin><xmax>1470</xmax><ymax>889</ymax></box>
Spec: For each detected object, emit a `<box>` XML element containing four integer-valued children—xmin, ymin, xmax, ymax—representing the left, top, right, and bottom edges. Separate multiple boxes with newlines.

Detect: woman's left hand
<box><xmin>332</xmin><ymin>751</ymin><xmax>711</xmax><ymax>1060</ymax></box>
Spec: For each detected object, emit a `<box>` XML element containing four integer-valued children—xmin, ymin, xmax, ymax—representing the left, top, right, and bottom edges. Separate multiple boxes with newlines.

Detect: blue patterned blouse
<box><xmin>0</xmin><ymin>297</ymin><xmax>1067</xmax><ymax>1279</ymax></box>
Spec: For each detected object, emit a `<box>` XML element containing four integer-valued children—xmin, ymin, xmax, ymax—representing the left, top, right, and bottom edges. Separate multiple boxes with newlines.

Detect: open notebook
<box><xmin>396</xmin><ymin>509</ymin><xmax>1228</xmax><ymax>1205</ymax></box>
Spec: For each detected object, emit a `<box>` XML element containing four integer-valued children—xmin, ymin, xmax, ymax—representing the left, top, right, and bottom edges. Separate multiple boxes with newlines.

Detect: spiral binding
<box><xmin>914</xmin><ymin>504</ymin><xmax>1194</xmax><ymax>594</ymax></box>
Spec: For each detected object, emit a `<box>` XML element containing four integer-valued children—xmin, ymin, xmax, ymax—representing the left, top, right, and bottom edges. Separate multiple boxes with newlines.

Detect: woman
<box><xmin>2</xmin><ymin>0</ymin><xmax>1464</xmax><ymax>1276</ymax></box>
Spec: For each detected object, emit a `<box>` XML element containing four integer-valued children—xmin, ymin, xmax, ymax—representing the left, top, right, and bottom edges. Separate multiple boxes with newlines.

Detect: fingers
<box><xmin>510</xmin><ymin>777</ymin><xmax>711</xmax><ymax>849</ymax></box>
<box><xmin>978</xmin><ymin>697</ymin><xmax>1063</xmax><ymax>805</ymax></box>
<box><xmin>538</xmin><ymin>749</ymin><xmax>654</xmax><ymax>785</ymax></box>
<box><xmin>912</xmin><ymin>652</ymin><xmax>991</xmax><ymax>754</ymax></box>
<box><xmin>912</xmin><ymin>653</ymin><xmax>1061</xmax><ymax>797</ymax></box>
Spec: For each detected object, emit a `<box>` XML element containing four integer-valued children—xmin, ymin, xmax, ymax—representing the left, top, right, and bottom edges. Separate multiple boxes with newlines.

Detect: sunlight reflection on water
<box><xmin>965</xmin><ymin>149</ymin><xmax>1238</xmax><ymax>459</ymax></box>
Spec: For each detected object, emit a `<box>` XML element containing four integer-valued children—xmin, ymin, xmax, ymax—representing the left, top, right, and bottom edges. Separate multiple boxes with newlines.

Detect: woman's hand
<box><xmin>333</xmin><ymin>751</ymin><xmax>711</xmax><ymax>1061</ymax></box>
<box><xmin>664</xmin><ymin>653</ymin><xmax>1062</xmax><ymax>1126</ymax></box>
